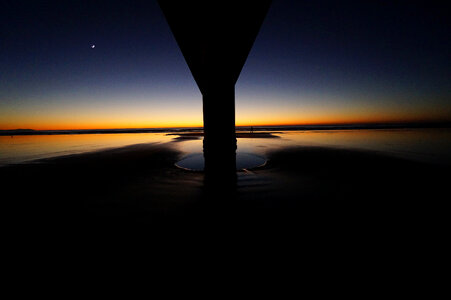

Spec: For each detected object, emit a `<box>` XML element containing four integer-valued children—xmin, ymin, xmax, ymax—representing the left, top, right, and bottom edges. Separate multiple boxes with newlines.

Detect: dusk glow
<box><xmin>2</xmin><ymin>1</ymin><xmax>450</xmax><ymax>252</ymax></box>
<box><xmin>1</xmin><ymin>1</ymin><xmax>449</xmax><ymax>130</ymax></box>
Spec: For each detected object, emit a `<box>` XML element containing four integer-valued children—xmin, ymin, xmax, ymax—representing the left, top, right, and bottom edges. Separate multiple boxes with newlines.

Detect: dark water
<box><xmin>1</xmin><ymin>128</ymin><xmax>450</xmax><ymax>166</ymax></box>
<box><xmin>1</xmin><ymin>127</ymin><xmax>449</xmax><ymax>252</ymax></box>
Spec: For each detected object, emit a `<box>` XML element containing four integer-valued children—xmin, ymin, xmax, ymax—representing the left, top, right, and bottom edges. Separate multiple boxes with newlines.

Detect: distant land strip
<box><xmin>1</xmin><ymin>122</ymin><xmax>450</xmax><ymax>136</ymax></box>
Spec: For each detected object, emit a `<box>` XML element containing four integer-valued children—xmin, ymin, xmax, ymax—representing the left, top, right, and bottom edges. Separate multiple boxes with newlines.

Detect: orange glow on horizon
<box><xmin>1</xmin><ymin>115</ymin><xmax>449</xmax><ymax>131</ymax></box>
<box><xmin>0</xmin><ymin>120</ymin><xmax>204</xmax><ymax>131</ymax></box>
<box><xmin>2</xmin><ymin>98</ymin><xmax>450</xmax><ymax>131</ymax></box>
<box><xmin>2</xmin><ymin>93</ymin><xmax>450</xmax><ymax>131</ymax></box>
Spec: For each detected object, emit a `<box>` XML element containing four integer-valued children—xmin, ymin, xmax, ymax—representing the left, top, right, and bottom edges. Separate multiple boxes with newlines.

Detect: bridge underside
<box><xmin>158</xmin><ymin>1</ymin><xmax>272</xmax><ymax>183</ymax></box>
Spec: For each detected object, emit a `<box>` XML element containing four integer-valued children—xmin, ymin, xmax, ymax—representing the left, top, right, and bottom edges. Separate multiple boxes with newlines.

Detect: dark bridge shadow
<box><xmin>158</xmin><ymin>1</ymin><xmax>272</xmax><ymax>188</ymax></box>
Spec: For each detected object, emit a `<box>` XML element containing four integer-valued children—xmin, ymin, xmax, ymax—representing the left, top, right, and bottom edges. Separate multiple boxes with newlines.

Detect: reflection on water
<box><xmin>278</xmin><ymin>129</ymin><xmax>451</xmax><ymax>164</ymax></box>
<box><xmin>175</xmin><ymin>153</ymin><xmax>266</xmax><ymax>171</ymax></box>
<box><xmin>172</xmin><ymin>128</ymin><xmax>451</xmax><ymax>165</ymax></box>
<box><xmin>1</xmin><ymin>128</ymin><xmax>450</xmax><ymax>166</ymax></box>
<box><xmin>0</xmin><ymin>133</ymin><xmax>173</xmax><ymax>165</ymax></box>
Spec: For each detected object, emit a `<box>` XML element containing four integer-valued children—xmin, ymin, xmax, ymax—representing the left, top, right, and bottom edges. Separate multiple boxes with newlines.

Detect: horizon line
<box><xmin>1</xmin><ymin>120</ymin><xmax>451</xmax><ymax>133</ymax></box>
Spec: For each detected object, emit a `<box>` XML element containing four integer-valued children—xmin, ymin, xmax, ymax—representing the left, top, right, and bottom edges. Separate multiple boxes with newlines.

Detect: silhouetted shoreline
<box><xmin>2</xmin><ymin>122</ymin><xmax>450</xmax><ymax>136</ymax></box>
<box><xmin>168</xmin><ymin>132</ymin><xmax>281</xmax><ymax>141</ymax></box>
<box><xmin>2</xmin><ymin>139</ymin><xmax>448</xmax><ymax>240</ymax></box>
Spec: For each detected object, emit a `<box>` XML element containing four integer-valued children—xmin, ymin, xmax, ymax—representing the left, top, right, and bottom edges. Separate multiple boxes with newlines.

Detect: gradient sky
<box><xmin>1</xmin><ymin>0</ymin><xmax>450</xmax><ymax>130</ymax></box>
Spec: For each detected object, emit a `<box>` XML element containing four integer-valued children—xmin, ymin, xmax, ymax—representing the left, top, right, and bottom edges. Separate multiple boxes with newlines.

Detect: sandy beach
<box><xmin>2</xmin><ymin>132</ymin><xmax>448</xmax><ymax>243</ymax></box>
<box><xmin>2</xmin><ymin>1</ymin><xmax>450</xmax><ymax>279</ymax></box>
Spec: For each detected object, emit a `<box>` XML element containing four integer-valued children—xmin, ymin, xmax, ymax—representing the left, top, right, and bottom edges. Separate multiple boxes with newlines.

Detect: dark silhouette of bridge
<box><xmin>158</xmin><ymin>1</ymin><xmax>272</xmax><ymax>184</ymax></box>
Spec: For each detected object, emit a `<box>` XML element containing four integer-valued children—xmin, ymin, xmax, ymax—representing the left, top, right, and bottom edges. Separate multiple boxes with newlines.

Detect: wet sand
<box><xmin>168</xmin><ymin>131</ymin><xmax>280</xmax><ymax>141</ymax></box>
<box><xmin>1</xmin><ymin>140</ymin><xmax>448</xmax><ymax>244</ymax></box>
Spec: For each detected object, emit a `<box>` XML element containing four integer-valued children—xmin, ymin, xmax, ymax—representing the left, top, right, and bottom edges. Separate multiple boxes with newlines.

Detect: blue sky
<box><xmin>1</xmin><ymin>0</ymin><xmax>449</xmax><ymax>129</ymax></box>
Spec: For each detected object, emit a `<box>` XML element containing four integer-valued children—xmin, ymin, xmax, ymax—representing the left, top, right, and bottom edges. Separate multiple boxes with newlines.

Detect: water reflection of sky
<box><xmin>0</xmin><ymin>133</ymin><xmax>173</xmax><ymax>165</ymax></box>
<box><xmin>1</xmin><ymin>129</ymin><xmax>450</xmax><ymax>166</ymax></box>
<box><xmin>278</xmin><ymin>129</ymin><xmax>451</xmax><ymax>164</ymax></box>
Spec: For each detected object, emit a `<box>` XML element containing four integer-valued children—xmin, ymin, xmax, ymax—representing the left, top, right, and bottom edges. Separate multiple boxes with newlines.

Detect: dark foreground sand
<box><xmin>2</xmin><ymin>142</ymin><xmax>446</xmax><ymax>293</ymax></box>
<box><xmin>1</xmin><ymin>141</ymin><xmax>448</xmax><ymax>248</ymax></box>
